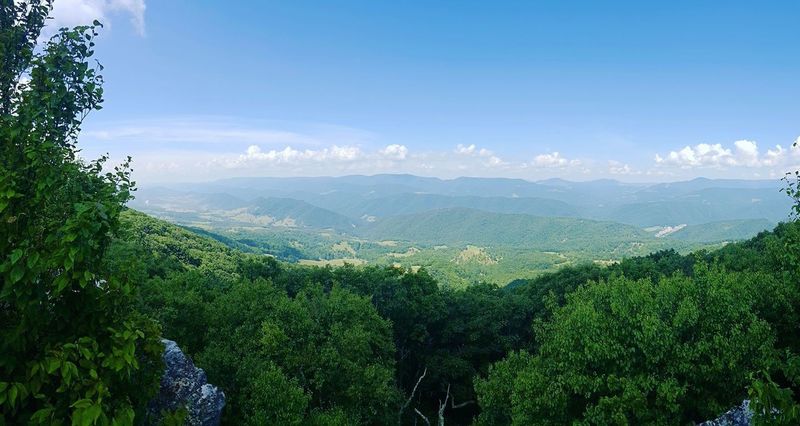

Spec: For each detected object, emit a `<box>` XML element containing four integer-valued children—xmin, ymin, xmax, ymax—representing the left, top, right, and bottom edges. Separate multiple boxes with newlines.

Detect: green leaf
<box><xmin>70</xmin><ymin>398</ymin><xmax>92</xmax><ymax>409</ymax></box>
<box><xmin>30</xmin><ymin>407</ymin><xmax>54</xmax><ymax>422</ymax></box>
<box><xmin>8</xmin><ymin>384</ymin><xmax>18</xmax><ymax>407</ymax></box>
<box><xmin>79</xmin><ymin>346</ymin><xmax>93</xmax><ymax>360</ymax></box>
<box><xmin>10</xmin><ymin>264</ymin><xmax>24</xmax><ymax>284</ymax></box>
<box><xmin>47</xmin><ymin>358</ymin><xmax>61</xmax><ymax>374</ymax></box>
<box><xmin>10</xmin><ymin>249</ymin><xmax>22</xmax><ymax>265</ymax></box>
<box><xmin>85</xmin><ymin>403</ymin><xmax>102</xmax><ymax>424</ymax></box>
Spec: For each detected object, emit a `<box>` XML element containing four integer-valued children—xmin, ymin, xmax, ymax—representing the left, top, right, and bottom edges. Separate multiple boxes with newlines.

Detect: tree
<box><xmin>783</xmin><ymin>140</ymin><xmax>800</xmax><ymax>219</ymax></box>
<box><xmin>746</xmin><ymin>167</ymin><xmax>800</xmax><ymax>424</ymax></box>
<box><xmin>476</xmin><ymin>267</ymin><xmax>778</xmax><ymax>425</ymax></box>
<box><xmin>259</xmin><ymin>285</ymin><xmax>400</xmax><ymax>423</ymax></box>
<box><xmin>0</xmin><ymin>2</ymin><xmax>162</xmax><ymax>424</ymax></box>
<box><xmin>197</xmin><ymin>278</ymin><xmax>400</xmax><ymax>424</ymax></box>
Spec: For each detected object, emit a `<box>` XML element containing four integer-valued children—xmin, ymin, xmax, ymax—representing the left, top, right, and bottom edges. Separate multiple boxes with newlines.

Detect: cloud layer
<box><xmin>655</xmin><ymin>139</ymin><xmax>800</xmax><ymax>169</ymax></box>
<box><xmin>78</xmin><ymin>117</ymin><xmax>800</xmax><ymax>183</ymax></box>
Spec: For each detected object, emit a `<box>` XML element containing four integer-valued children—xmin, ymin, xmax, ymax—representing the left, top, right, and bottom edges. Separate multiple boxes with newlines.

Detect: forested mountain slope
<box><xmin>302</xmin><ymin>192</ymin><xmax>581</xmax><ymax>219</ymax></box>
<box><xmin>109</xmin><ymin>207</ymin><xmax>800</xmax><ymax>425</ymax></box>
<box><xmin>133</xmin><ymin>175</ymin><xmax>790</xmax><ymax>245</ymax></box>
<box><xmin>357</xmin><ymin>207</ymin><xmax>650</xmax><ymax>249</ymax></box>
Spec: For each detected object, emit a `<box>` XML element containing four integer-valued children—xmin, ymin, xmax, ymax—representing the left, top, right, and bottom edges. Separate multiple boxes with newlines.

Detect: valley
<box><xmin>129</xmin><ymin>175</ymin><xmax>785</xmax><ymax>287</ymax></box>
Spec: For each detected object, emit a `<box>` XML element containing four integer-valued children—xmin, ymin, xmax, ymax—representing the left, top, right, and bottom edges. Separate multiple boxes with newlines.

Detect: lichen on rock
<box><xmin>698</xmin><ymin>400</ymin><xmax>753</xmax><ymax>426</ymax></box>
<box><xmin>148</xmin><ymin>339</ymin><xmax>225</xmax><ymax>425</ymax></box>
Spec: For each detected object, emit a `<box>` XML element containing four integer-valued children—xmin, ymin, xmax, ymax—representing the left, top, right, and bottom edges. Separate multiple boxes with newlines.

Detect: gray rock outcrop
<box><xmin>148</xmin><ymin>339</ymin><xmax>225</xmax><ymax>425</ymax></box>
<box><xmin>698</xmin><ymin>400</ymin><xmax>753</xmax><ymax>426</ymax></box>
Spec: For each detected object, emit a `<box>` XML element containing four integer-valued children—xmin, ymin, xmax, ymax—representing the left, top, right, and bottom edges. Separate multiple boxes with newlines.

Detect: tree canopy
<box><xmin>0</xmin><ymin>1</ymin><xmax>162</xmax><ymax>424</ymax></box>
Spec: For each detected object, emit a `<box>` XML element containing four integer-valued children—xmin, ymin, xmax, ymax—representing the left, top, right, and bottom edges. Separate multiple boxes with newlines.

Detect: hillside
<box><xmin>125</xmin><ymin>176</ymin><xmax>786</xmax><ymax>287</ymax></box>
<box><xmin>358</xmin><ymin>207</ymin><xmax>652</xmax><ymax>250</ymax></box>
<box><xmin>666</xmin><ymin>218</ymin><xmax>777</xmax><ymax>243</ymax></box>
<box><xmin>307</xmin><ymin>192</ymin><xmax>580</xmax><ymax>219</ymax></box>
<box><xmin>599</xmin><ymin>188</ymin><xmax>790</xmax><ymax>226</ymax></box>
<box><xmin>131</xmin><ymin>189</ymin><xmax>358</xmax><ymax>232</ymax></box>
<box><xmin>114</xmin><ymin>206</ymin><xmax>800</xmax><ymax>425</ymax></box>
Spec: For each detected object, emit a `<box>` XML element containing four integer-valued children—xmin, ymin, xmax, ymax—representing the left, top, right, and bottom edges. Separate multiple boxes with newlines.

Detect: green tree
<box><xmin>477</xmin><ymin>267</ymin><xmax>778</xmax><ymax>425</ymax></box>
<box><xmin>0</xmin><ymin>2</ymin><xmax>162</xmax><ymax>424</ymax></box>
<box><xmin>783</xmin><ymin>140</ymin><xmax>800</xmax><ymax>219</ymax></box>
<box><xmin>197</xmin><ymin>278</ymin><xmax>400</xmax><ymax>424</ymax></box>
<box><xmin>240</xmin><ymin>365</ymin><xmax>309</xmax><ymax>426</ymax></box>
<box><xmin>746</xmin><ymin>181</ymin><xmax>800</xmax><ymax>424</ymax></box>
<box><xmin>259</xmin><ymin>285</ymin><xmax>400</xmax><ymax>423</ymax></box>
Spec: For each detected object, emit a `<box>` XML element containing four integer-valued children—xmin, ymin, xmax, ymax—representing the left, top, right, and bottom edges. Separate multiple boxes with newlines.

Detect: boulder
<box><xmin>698</xmin><ymin>400</ymin><xmax>753</xmax><ymax>426</ymax></box>
<box><xmin>148</xmin><ymin>339</ymin><xmax>225</xmax><ymax>425</ymax></box>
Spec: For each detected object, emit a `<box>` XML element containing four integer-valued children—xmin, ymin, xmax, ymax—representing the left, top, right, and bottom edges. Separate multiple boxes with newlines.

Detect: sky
<box><xmin>48</xmin><ymin>0</ymin><xmax>800</xmax><ymax>183</ymax></box>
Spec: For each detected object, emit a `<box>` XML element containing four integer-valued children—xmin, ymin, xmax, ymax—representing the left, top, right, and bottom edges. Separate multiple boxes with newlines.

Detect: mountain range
<box><xmin>131</xmin><ymin>175</ymin><xmax>790</xmax><ymax>231</ymax></box>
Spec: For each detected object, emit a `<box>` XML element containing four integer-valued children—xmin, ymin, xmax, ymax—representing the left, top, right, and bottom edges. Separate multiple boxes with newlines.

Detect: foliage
<box><xmin>142</xmin><ymin>267</ymin><xmax>402</xmax><ymax>424</ymax></box>
<box><xmin>783</xmin><ymin>140</ymin><xmax>800</xmax><ymax>219</ymax></box>
<box><xmin>477</xmin><ymin>268</ymin><xmax>779</xmax><ymax>425</ymax></box>
<box><xmin>112</xmin><ymin>205</ymin><xmax>800</xmax><ymax>425</ymax></box>
<box><xmin>0</xmin><ymin>2</ymin><xmax>162</xmax><ymax>424</ymax></box>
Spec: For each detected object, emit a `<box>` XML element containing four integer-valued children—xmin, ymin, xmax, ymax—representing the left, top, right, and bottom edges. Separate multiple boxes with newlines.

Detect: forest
<box><xmin>3</xmin><ymin>1</ymin><xmax>800</xmax><ymax>425</ymax></box>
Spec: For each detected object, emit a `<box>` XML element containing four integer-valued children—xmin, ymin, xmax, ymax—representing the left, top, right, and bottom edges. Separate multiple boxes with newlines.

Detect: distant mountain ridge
<box><xmin>130</xmin><ymin>191</ymin><xmax>356</xmax><ymax>232</ymax></box>
<box><xmin>357</xmin><ymin>207</ymin><xmax>652</xmax><ymax>250</ymax></box>
<box><xmin>131</xmin><ymin>174</ymin><xmax>788</xmax><ymax>245</ymax></box>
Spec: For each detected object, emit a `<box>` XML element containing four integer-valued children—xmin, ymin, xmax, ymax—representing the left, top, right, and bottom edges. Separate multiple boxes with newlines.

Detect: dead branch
<box><xmin>414</xmin><ymin>408</ymin><xmax>431</xmax><ymax>426</ymax></box>
<box><xmin>451</xmin><ymin>396</ymin><xmax>475</xmax><ymax>409</ymax></box>
<box><xmin>398</xmin><ymin>367</ymin><xmax>427</xmax><ymax>424</ymax></box>
<box><xmin>437</xmin><ymin>384</ymin><xmax>451</xmax><ymax>426</ymax></box>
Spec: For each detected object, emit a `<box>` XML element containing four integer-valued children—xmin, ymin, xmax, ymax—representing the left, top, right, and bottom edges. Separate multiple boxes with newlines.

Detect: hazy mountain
<box><xmin>136</xmin><ymin>174</ymin><xmax>788</xmax><ymax>243</ymax></box>
<box><xmin>631</xmin><ymin>177</ymin><xmax>782</xmax><ymax>202</ymax></box>
<box><xmin>357</xmin><ymin>207</ymin><xmax>652</xmax><ymax>250</ymax></box>
<box><xmin>665</xmin><ymin>219</ymin><xmax>777</xmax><ymax>243</ymax></box>
<box><xmin>598</xmin><ymin>188</ymin><xmax>791</xmax><ymax>226</ymax></box>
<box><xmin>304</xmin><ymin>193</ymin><xmax>580</xmax><ymax>219</ymax></box>
<box><xmin>130</xmin><ymin>189</ymin><xmax>357</xmax><ymax>232</ymax></box>
<box><xmin>129</xmin><ymin>187</ymin><xmax>248</xmax><ymax>211</ymax></box>
<box><xmin>246</xmin><ymin>197</ymin><xmax>358</xmax><ymax>231</ymax></box>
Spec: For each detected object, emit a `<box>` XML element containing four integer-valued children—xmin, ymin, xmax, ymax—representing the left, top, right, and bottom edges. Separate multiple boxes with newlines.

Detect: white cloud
<box><xmin>379</xmin><ymin>144</ymin><xmax>408</xmax><ymax>160</ymax></box>
<box><xmin>486</xmin><ymin>155</ymin><xmax>504</xmax><ymax>167</ymax></box>
<box><xmin>655</xmin><ymin>143</ymin><xmax>735</xmax><ymax>167</ymax></box>
<box><xmin>455</xmin><ymin>144</ymin><xmax>476</xmax><ymax>155</ymax></box>
<box><xmin>608</xmin><ymin>160</ymin><xmax>638</xmax><ymax>175</ymax></box>
<box><xmin>455</xmin><ymin>143</ymin><xmax>493</xmax><ymax>157</ymax></box>
<box><xmin>734</xmin><ymin>140</ymin><xmax>759</xmax><ymax>166</ymax></box>
<box><xmin>532</xmin><ymin>151</ymin><xmax>581</xmax><ymax>168</ymax></box>
<box><xmin>655</xmin><ymin>139</ymin><xmax>800</xmax><ymax>169</ymax></box>
<box><xmin>78</xmin><ymin>116</ymin><xmax>800</xmax><ymax>183</ymax></box>
<box><xmin>454</xmin><ymin>144</ymin><xmax>505</xmax><ymax>167</ymax></box>
<box><xmin>763</xmin><ymin>145</ymin><xmax>787</xmax><ymax>166</ymax></box>
<box><xmin>239</xmin><ymin>144</ymin><xmax>361</xmax><ymax>165</ymax></box>
<box><xmin>534</xmin><ymin>152</ymin><xmax>567</xmax><ymax>167</ymax></box>
<box><xmin>48</xmin><ymin>0</ymin><xmax>146</xmax><ymax>36</ymax></box>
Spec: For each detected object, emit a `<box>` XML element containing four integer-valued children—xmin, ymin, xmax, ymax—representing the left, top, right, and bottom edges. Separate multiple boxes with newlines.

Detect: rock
<box><xmin>698</xmin><ymin>400</ymin><xmax>753</xmax><ymax>426</ymax></box>
<box><xmin>148</xmin><ymin>339</ymin><xmax>225</xmax><ymax>425</ymax></box>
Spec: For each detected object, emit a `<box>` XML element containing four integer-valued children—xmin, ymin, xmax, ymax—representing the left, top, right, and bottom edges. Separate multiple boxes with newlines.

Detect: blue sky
<box><xmin>53</xmin><ymin>0</ymin><xmax>800</xmax><ymax>183</ymax></box>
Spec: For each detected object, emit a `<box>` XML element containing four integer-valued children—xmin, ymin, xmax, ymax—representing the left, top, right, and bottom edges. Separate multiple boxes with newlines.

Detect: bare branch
<box><xmin>437</xmin><ymin>384</ymin><xmax>450</xmax><ymax>426</ymax></box>
<box><xmin>398</xmin><ymin>367</ymin><xmax>427</xmax><ymax>424</ymax></box>
<box><xmin>414</xmin><ymin>408</ymin><xmax>431</xmax><ymax>426</ymax></box>
<box><xmin>451</xmin><ymin>399</ymin><xmax>475</xmax><ymax>409</ymax></box>
<box><xmin>449</xmin><ymin>387</ymin><xmax>475</xmax><ymax>410</ymax></box>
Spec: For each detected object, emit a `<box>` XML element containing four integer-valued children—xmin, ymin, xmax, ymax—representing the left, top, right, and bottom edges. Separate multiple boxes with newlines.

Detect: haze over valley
<box><xmin>130</xmin><ymin>174</ymin><xmax>789</xmax><ymax>286</ymax></box>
